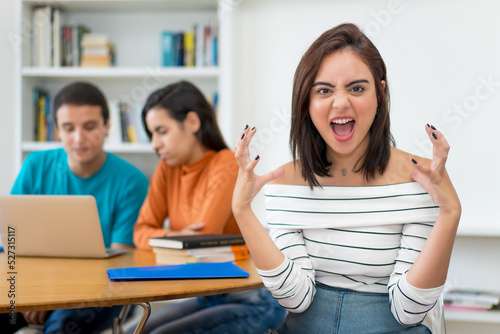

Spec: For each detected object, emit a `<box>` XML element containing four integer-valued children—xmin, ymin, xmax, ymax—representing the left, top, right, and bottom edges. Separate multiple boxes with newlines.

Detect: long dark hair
<box><xmin>290</xmin><ymin>23</ymin><xmax>394</xmax><ymax>188</ymax></box>
<box><xmin>142</xmin><ymin>81</ymin><xmax>227</xmax><ymax>152</ymax></box>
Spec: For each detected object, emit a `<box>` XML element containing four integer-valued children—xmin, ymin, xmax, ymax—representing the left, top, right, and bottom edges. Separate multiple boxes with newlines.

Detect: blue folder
<box><xmin>107</xmin><ymin>262</ymin><xmax>250</xmax><ymax>281</ymax></box>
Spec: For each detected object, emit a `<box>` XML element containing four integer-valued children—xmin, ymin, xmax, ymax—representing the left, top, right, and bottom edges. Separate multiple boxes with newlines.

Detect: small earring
<box><xmin>376</xmin><ymin>107</ymin><xmax>379</xmax><ymax>115</ymax></box>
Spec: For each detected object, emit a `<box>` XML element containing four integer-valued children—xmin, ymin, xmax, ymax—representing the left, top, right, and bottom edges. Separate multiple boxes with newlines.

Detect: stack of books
<box><xmin>443</xmin><ymin>288</ymin><xmax>500</xmax><ymax>311</ymax></box>
<box><xmin>80</xmin><ymin>33</ymin><xmax>115</xmax><ymax>67</ymax></box>
<box><xmin>149</xmin><ymin>234</ymin><xmax>248</xmax><ymax>265</ymax></box>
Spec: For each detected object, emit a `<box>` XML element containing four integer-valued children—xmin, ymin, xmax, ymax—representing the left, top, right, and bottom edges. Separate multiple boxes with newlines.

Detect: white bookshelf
<box><xmin>22</xmin><ymin>141</ymin><xmax>154</xmax><ymax>154</ymax></box>
<box><xmin>16</xmin><ymin>0</ymin><xmax>233</xmax><ymax>178</ymax></box>
<box><xmin>444</xmin><ymin>234</ymin><xmax>500</xmax><ymax>330</ymax></box>
<box><xmin>445</xmin><ymin>309</ymin><xmax>500</xmax><ymax>324</ymax></box>
<box><xmin>21</xmin><ymin>67</ymin><xmax>220</xmax><ymax>78</ymax></box>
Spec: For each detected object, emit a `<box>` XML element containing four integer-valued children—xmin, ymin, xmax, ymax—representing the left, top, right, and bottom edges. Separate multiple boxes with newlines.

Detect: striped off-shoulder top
<box><xmin>258</xmin><ymin>182</ymin><xmax>444</xmax><ymax>325</ymax></box>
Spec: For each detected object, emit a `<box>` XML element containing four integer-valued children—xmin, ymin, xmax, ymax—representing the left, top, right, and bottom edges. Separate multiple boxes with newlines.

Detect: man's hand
<box><xmin>22</xmin><ymin>310</ymin><xmax>50</xmax><ymax>324</ymax></box>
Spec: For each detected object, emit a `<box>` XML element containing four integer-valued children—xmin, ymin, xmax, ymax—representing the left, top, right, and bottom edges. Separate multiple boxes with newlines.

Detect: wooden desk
<box><xmin>0</xmin><ymin>250</ymin><xmax>264</xmax><ymax>333</ymax></box>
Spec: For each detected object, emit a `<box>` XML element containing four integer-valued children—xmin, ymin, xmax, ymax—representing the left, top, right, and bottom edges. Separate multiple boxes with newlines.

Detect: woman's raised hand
<box><xmin>232</xmin><ymin>125</ymin><xmax>284</xmax><ymax>214</ymax></box>
<box><xmin>411</xmin><ymin>124</ymin><xmax>461</xmax><ymax>218</ymax></box>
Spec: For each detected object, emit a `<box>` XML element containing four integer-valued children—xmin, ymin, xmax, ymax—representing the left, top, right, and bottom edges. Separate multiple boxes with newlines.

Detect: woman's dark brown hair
<box><xmin>142</xmin><ymin>80</ymin><xmax>228</xmax><ymax>152</ymax></box>
<box><xmin>290</xmin><ymin>23</ymin><xmax>394</xmax><ymax>188</ymax></box>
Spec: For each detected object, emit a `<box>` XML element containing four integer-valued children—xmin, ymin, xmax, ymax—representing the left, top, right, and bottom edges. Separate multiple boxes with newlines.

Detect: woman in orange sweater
<box><xmin>132</xmin><ymin>81</ymin><xmax>286</xmax><ymax>334</ymax></box>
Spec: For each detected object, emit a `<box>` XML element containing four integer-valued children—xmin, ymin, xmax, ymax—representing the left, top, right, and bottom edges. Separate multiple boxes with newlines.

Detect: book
<box><xmin>44</xmin><ymin>94</ymin><xmax>54</xmax><ymax>141</ymax></box>
<box><xmin>107</xmin><ymin>262</ymin><xmax>250</xmax><ymax>281</ymax></box>
<box><xmin>153</xmin><ymin>244</ymin><xmax>249</xmax><ymax>264</ymax></box>
<box><xmin>37</xmin><ymin>92</ymin><xmax>46</xmax><ymax>141</ymax></box>
<box><xmin>161</xmin><ymin>31</ymin><xmax>175</xmax><ymax>66</ymax></box>
<box><xmin>33</xmin><ymin>87</ymin><xmax>41</xmax><ymax>140</ymax></box>
<box><xmin>444</xmin><ymin>288</ymin><xmax>500</xmax><ymax>311</ymax></box>
<box><xmin>174</xmin><ymin>32</ymin><xmax>184</xmax><ymax>66</ymax></box>
<box><xmin>52</xmin><ymin>8</ymin><xmax>61</xmax><ymax>67</ymax></box>
<box><xmin>106</xmin><ymin>100</ymin><xmax>122</xmax><ymax>145</ymax></box>
<box><xmin>155</xmin><ymin>249</ymin><xmax>249</xmax><ymax>265</ymax></box>
<box><xmin>149</xmin><ymin>233</ymin><xmax>245</xmax><ymax>249</ymax></box>
<box><xmin>153</xmin><ymin>244</ymin><xmax>248</xmax><ymax>256</ymax></box>
<box><xmin>446</xmin><ymin>300</ymin><xmax>496</xmax><ymax>310</ymax></box>
<box><xmin>443</xmin><ymin>288</ymin><xmax>500</xmax><ymax>305</ymax></box>
<box><xmin>62</xmin><ymin>25</ymin><xmax>73</xmax><ymax>66</ymax></box>
<box><xmin>80</xmin><ymin>33</ymin><xmax>109</xmax><ymax>47</ymax></box>
<box><xmin>444</xmin><ymin>303</ymin><xmax>492</xmax><ymax>312</ymax></box>
<box><xmin>183</xmin><ymin>29</ymin><xmax>195</xmax><ymax>67</ymax></box>
<box><xmin>203</xmin><ymin>25</ymin><xmax>212</xmax><ymax>66</ymax></box>
<box><xmin>194</xmin><ymin>24</ymin><xmax>204</xmax><ymax>67</ymax></box>
<box><xmin>32</xmin><ymin>6</ymin><xmax>52</xmax><ymax>67</ymax></box>
<box><xmin>42</xmin><ymin>6</ymin><xmax>52</xmax><ymax>67</ymax></box>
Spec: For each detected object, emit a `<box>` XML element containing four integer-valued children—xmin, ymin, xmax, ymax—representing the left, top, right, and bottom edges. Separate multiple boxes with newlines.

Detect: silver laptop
<box><xmin>0</xmin><ymin>195</ymin><xmax>128</xmax><ymax>258</ymax></box>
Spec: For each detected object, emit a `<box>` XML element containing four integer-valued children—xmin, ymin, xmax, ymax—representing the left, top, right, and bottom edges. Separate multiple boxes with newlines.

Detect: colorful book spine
<box><xmin>119</xmin><ymin>102</ymin><xmax>130</xmax><ymax>143</ymax></box>
<box><xmin>162</xmin><ymin>31</ymin><xmax>175</xmax><ymax>66</ymax></box>
<box><xmin>37</xmin><ymin>94</ymin><xmax>46</xmax><ymax>142</ymax></box>
<box><xmin>44</xmin><ymin>94</ymin><xmax>53</xmax><ymax>141</ymax></box>
<box><xmin>174</xmin><ymin>32</ymin><xmax>184</xmax><ymax>66</ymax></box>
<box><xmin>33</xmin><ymin>88</ymin><xmax>40</xmax><ymax>140</ymax></box>
<box><xmin>149</xmin><ymin>234</ymin><xmax>245</xmax><ymax>249</ymax></box>
<box><xmin>183</xmin><ymin>29</ymin><xmax>195</xmax><ymax>67</ymax></box>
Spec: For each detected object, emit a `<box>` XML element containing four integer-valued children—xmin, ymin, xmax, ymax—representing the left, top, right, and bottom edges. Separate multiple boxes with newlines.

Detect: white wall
<box><xmin>0</xmin><ymin>2</ymin><xmax>18</xmax><ymax>195</ymax></box>
<box><xmin>231</xmin><ymin>0</ymin><xmax>500</xmax><ymax>234</ymax></box>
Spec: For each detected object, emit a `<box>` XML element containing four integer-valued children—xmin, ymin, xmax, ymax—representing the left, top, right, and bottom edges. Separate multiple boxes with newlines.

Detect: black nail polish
<box><xmin>430</xmin><ymin>125</ymin><xmax>436</xmax><ymax>130</ymax></box>
<box><xmin>251</xmin><ymin>127</ymin><xmax>255</xmax><ymax>131</ymax></box>
<box><xmin>255</xmin><ymin>155</ymin><xmax>260</xmax><ymax>160</ymax></box>
<box><xmin>244</xmin><ymin>124</ymin><xmax>248</xmax><ymax>130</ymax></box>
<box><xmin>411</xmin><ymin>159</ymin><xmax>417</xmax><ymax>164</ymax></box>
<box><xmin>432</xmin><ymin>132</ymin><xmax>437</xmax><ymax>140</ymax></box>
<box><xmin>241</xmin><ymin>133</ymin><xmax>245</xmax><ymax>140</ymax></box>
<box><xmin>427</xmin><ymin>123</ymin><xmax>430</xmax><ymax>128</ymax></box>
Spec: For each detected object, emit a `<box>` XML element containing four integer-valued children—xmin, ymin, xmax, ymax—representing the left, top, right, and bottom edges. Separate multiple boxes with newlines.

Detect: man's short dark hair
<box><xmin>53</xmin><ymin>81</ymin><xmax>109</xmax><ymax>125</ymax></box>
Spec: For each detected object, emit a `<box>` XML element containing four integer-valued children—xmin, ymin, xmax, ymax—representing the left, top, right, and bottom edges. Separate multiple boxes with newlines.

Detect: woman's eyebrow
<box><xmin>345</xmin><ymin>79</ymin><xmax>369</xmax><ymax>87</ymax></box>
<box><xmin>312</xmin><ymin>79</ymin><xmax>369</xmax><ymax>88</ymax></box>
<box><xmin>312</xmin><ymin>81</ymin><xmax>334</xmax><ymax>88</ymax></box>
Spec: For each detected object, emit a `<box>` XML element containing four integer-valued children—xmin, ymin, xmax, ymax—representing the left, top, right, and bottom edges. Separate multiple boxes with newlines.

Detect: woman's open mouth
<box><xmin>331</xmin><ymin>118</ymin><xmax>355</xmax><ymax>142</ymax></box>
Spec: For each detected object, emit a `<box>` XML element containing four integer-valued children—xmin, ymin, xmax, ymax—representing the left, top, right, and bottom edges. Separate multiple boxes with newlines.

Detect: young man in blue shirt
<box><xmin>3</xmin><ymin>82</ymin><xmax>149</xmax><ymax>334</ymax></box>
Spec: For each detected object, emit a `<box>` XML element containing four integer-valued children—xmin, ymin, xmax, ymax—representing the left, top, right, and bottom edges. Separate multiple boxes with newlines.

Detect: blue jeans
<box><xmin>43</xmin><ymin>305</ymin><xmax>127</xmax><ymax>334</ymax></box>
<box><xmin>137</xmin><ymin>287</ymin><xmax>286</xmax><ymax>334</ymax></box>
<box><xmin>277</xmin><ymin>283</ymin><xmax>431</xmax><ymax>334</ymax></box>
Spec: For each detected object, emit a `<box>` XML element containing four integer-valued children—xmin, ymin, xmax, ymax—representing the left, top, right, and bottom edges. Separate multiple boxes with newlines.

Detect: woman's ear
<box><xmin>381</xmin><ymin>80</ymin><xmax>386</xmax><ymax>90</ymax></box>
<box><xmin>184</xmin><ymin>111</ymin><xmax>201</xmax><ymax>134</ymax></box>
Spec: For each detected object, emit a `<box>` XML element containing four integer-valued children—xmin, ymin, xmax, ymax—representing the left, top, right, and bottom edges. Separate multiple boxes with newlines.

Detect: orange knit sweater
<box><xmin>133</xmin><ymin>149</ymin><xmax>241</xmax><ymax>250</ymax></box>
